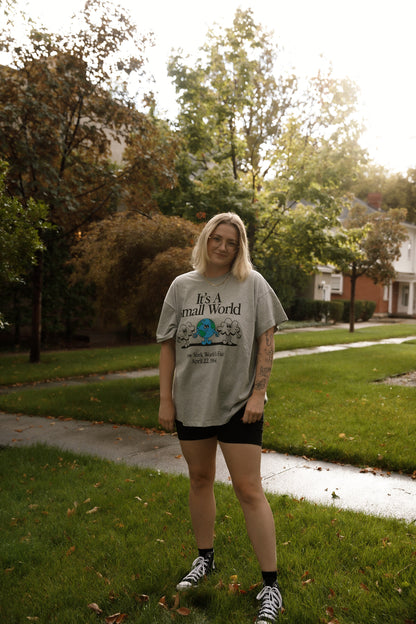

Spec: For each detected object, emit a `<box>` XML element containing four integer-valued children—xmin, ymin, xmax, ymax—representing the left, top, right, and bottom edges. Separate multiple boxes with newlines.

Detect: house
<box><xmin>309</xmin><ymin>197</ymin><xmax>416</xmax><ymax>318</ymax></box>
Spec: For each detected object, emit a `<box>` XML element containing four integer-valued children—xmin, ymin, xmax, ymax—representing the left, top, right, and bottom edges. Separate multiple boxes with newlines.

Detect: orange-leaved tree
<box><xmin>71</xmin><ymin>212</ymin><xmax>199</xmax><ymax>337</ymax></box>
<box><xmin>0</xmin><ymin>0</ymin><xmax>178</xmax><ymax>360</ymax></box>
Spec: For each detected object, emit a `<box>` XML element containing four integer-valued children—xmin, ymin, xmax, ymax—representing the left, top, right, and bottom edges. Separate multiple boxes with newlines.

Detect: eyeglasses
<box><xmin>208</xmin><ymin>235</ymin><xmax>239</xmax><ymax>252</ymax></box>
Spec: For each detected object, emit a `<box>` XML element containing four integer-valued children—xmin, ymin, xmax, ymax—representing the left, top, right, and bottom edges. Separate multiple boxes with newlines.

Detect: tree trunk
<box><xmin>349</xmin><ymin>265</ymin><xmax>356</xmax><ymax>333</ymax></box>
<box><xmin>30</xmin><ymin>251</ymin><xmax>43</xmax><ymax>363</ymax></box>
<box><xmin>13</xmin><ymin>290</ymin><xmax>21</xmax><ymax>347</ymax></box>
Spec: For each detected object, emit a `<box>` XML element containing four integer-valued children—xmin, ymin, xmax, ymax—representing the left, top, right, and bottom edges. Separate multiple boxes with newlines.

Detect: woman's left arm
<box><xmin>242</xmin><ymin>326</ymin><xmax>275</xmax><ymax>424</ymax></box>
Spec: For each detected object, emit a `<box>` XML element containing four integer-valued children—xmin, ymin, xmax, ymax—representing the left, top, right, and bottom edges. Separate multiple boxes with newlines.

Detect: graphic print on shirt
<box><xmin>177</xmin><ymin>290</ymin><xmax>242</xmax><ymax>350</ymax></box>
<box><xmin>193</xmin><ymin>318</ymin><xmax>218</xmax><ymax>345</ymax></box>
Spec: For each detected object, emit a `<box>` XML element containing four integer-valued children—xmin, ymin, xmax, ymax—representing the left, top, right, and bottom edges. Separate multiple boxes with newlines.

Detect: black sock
<box><xmin>262</xmin><ymin>570</ymin><xmax>277</xmax><ymax>587</ymax></box>
<box><xmin>198</xmin><ymin>548</ymin><xmax>214</xmax><ymax>567</ymax></box>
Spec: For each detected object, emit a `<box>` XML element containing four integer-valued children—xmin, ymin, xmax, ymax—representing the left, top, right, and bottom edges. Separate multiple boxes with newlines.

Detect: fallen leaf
<box><xmin>86</xmin><ymin>507</ymin><xmax>99</xmax><ymax>514</ymax></box>
<box><xmin>176</xmin><ymin>607</ymin><xmax>191</xmax><ymax>615</ymax></box>
<box><xmin>228</xmin><ymin>581</ymin><xmax>240</xmax><ymax>593</ymax></box>
<box><xmin>360</xmin><ymin>582</ymin><xmax>369</xmax><ymax>592</ymax></box>
<box><xmin>158</xmin><ymin>596</ymin><xmax>168</xmax><ymax>610</ymax></box>
<box><xmin>66</xmin><ymin>545</ymin><xmax>75</xmax><ymax>556</ymax></box>
<box><xmin>105</xmin><ymin>614</ymin><xmax>128</xmax><ymax>624</ymax></box>
<box><xmin>136</xmin><ymin>595</ymin><xmax>149</xmax><ymax>604</ymax></box>
<box><xmin>87</xmin><ymin>603</ymin><xmax>103</xmax><ymax>615</ymax></box>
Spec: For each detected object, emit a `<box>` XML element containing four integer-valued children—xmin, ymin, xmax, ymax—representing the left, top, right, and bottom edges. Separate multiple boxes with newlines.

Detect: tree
<box><xmin>0</xmin><ymin>160</ymin><xmax>50</xmax><ymax>329</ymax></box>
<box><xmin>168</xmin><ymin>8</ymin><xmax>297</xmax><ymax>193</ymax></box>
<box><xmin>167</xmin><ymin>9</ymin><xmax>368</xmax><ymax>289</ymax></box>
<box><xmin>0</xmin><ymin>0</ymin><xmax>177</xmax><ymax>360</ymax></box>
<box><xmin>353</xmin><ymin>164</ymin><xmax>416</xmax><ymax>224</ymax></box>
<box><xmin>328</xmin><ymin>204</ymin><xmax>408</xmax><ymax>332</ymax></box>
<box><xmin>71</xmin><ymin>212</ymin><xmax>199</xmax><ymax>336</ymax></box>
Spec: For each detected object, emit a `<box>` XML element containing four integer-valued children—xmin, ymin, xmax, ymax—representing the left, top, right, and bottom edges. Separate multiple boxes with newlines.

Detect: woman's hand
<box><xmin>158</xmin><ymin>398</ymin><xmax>176</xmax><ymax>432</ymax></box>
<box><xmin>242</xmin><ymin>392</ymin><xmax>265</xmax><ymax>423</ymax></box>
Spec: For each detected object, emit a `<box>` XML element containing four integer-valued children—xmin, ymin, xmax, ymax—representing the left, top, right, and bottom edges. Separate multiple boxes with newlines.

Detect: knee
<box><xmin>189</xmin><ymin>470</ymin><xmax>215</xmax><ymax>493</ymax></box>
<box><xmin>233</xmin><ymin>479</ymin><xmax>264</xmax><ymax>507</ymax></box>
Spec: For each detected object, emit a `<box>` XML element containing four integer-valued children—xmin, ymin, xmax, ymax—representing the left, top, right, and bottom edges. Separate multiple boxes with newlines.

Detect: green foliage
<box><xmin>336</xmin><ymin>300</ymin><xmax>377</xmax><ymax>323</ymax></box>
<box><xmin>168</xmin><ymin>8</ymin><xmax>298</xmax><ymax>190</ymax></box>
<box><xmin>0</xmin><ymin>160</ymin><xmax>50</xmax><ymax>288</ymax></box>
<box><xmin>157</xmin><ymin>157</ymin><xmax>255</xmax><ymax>226</ymax></box>
<box><xmin>327</xmin><ymin>202</ymin><xmax>408</xmax><ymax>330</ymax></box>
<box><xmin>289</xmin><ymin>298</ymin><xmax>344</xmax><ymax>324</ymax></box>
<box><xmin>352</xmin><ymin>163</ymin><xmax>416</xmax><ymax>224</ymax></box>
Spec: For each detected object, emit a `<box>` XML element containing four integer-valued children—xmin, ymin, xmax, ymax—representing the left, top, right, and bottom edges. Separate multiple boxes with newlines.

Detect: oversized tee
<box><xmin>156</xmin><ymin>270</ymin><xmax>288</xmax><ymax>427</ymax></box>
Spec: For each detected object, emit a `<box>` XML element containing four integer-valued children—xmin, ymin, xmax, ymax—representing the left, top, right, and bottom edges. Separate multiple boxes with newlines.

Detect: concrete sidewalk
<box><xmin>1</xmin><ymin>411</ymin><xmax>415</xmax><ymax>523</ymax></box>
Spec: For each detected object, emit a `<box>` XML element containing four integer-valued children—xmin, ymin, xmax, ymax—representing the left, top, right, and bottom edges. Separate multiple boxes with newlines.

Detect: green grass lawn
<box><xmin>265</xmin><ymin>342</ymin><xmax>416</xmax><ymax>474</ymax></box>
<box><xmin>1</xmin><ymin>340</ymin><xmax>415</xmax><ymax>474</ymax></box>
<box><xmin>0</xmin><ymin>445</ymin><xmax>415</xmax><ymax>624</ymax></box>
<box><xmin>0</xmin><ymin>343</ymin><xmax>161</xmax><ymax>386</ymax></box>
<box><xmin>1</xmin><ymin>323</ymin><xmax>416</xmax><ymax>387</ymax></box>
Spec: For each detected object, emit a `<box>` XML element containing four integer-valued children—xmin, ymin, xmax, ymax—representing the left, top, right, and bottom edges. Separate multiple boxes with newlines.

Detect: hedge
<box><xmin>290</xmin><ymin>298</ymin><xmax>375</xmax><ymax>324</ymax></box>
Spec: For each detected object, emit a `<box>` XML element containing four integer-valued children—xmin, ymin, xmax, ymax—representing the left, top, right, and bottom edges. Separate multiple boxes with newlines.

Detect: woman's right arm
<box><xmin>158</xmin><ymin>339</ymin><xmax>176</xmax><ymax>432</ymax></box>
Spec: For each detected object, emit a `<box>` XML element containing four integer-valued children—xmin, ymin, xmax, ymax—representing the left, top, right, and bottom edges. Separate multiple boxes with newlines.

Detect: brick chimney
<box><xmin>367</xmin><ymin>192</ymin><xmax>382</xmax><ymax>210</ymax></box>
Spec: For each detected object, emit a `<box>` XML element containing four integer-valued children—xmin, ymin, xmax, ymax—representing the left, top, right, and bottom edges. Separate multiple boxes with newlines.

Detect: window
<box><xmin>330</xmin><ymin>273</ymin><xmax>343</xmax><ymax>293</ymax></box>
<box><xmin>401</xmin><ymin>285</ymin><xmax>409</xmax><ymax>307</ymax></box>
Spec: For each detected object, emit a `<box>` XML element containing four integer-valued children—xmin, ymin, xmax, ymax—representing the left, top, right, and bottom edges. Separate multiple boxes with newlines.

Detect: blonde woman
<box><xmin>157</xmin><ymin>213</ymin><xmax>287</xmax><ymax>623</ymax></box>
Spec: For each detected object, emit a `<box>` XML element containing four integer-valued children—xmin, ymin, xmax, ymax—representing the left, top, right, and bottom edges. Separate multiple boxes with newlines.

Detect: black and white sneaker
<box><xmin>255</xmin><ymin>582</ymin><xmax>283</xmax><ymax>623</ymax></box>
<box><xmin>176</xmin><ymin>555</ymin><xmax>215</xmax><ymax>591</ymax></box>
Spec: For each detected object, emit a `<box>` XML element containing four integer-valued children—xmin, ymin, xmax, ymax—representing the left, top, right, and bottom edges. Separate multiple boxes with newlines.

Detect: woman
<box><xmin>156</xmin><ymin>213</ymin><xmax>287</xmax><ymax>623</ymax></box>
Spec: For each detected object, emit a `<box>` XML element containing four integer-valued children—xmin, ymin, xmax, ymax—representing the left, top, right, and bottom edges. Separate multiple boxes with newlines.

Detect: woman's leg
<box><xmin>179</xmin><ymin>437</ymin><xmax>218</xmax><ymax>549</ymax></box>
<box><xmin>219</xmin><ymin>442</ymin><xmax>277</xmax><ymax>571</ymax></box>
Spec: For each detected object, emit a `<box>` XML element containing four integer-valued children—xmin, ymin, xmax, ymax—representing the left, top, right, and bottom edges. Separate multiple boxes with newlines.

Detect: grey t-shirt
<box><xmin>156</xmin><ymin>270</ymin><xmax>287</xmax><ymax>427</ymax></box>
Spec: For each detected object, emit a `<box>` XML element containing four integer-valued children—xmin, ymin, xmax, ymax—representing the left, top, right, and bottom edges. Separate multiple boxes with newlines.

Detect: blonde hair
<box><xmin>191</xmin><ymin>212</ymin><xmax>253</xmax><ymax>281</ymax></box>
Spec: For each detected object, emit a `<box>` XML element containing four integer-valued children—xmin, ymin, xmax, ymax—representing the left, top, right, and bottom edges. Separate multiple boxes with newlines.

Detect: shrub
<box><xmin>339</xmin><ymin>299</ymin><xmax>376</xmax><ymax>322</ymax></box>
<box><xmin>290</xmin><ymin>298</ymin><xmax>344</xmax><ymax>324</ymax></box>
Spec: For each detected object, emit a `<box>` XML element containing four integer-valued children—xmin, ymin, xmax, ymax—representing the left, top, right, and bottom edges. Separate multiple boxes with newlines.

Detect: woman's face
<box><xmin>206</xmin><ymin>222</ymin><xmax>239</xmax><ymax>274</ymax></box>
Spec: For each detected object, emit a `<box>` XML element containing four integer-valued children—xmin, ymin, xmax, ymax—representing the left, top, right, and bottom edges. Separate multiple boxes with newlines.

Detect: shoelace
<box><xmin>256</xmin><ymin>584</ymin><xmax>283</xmax><ymax>622</ymax></box>
<box><xmin>181</xmin><ymin>556</ymin><xmax>210</xmax><ymax>585</ymax></box>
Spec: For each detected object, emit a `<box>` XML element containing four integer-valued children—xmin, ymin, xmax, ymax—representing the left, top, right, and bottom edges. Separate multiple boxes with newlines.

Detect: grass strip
<box><xmin>265</xmin><ymin>343</ymin><xmax>416</xmax><ymax>474</ymax></box>
<box><xmin>1</xmin><ymin>343</ymin><xmax>415</xmax><ymax>473</ymax></box>
<box><xmin>0</xmin><ymin>445</ymin><xmax>415</xmax><ymax>624</ymax></box>
<box><xmin>1</xmin><ymin>324</ymin><xmax>416</xmax><ymax>387</ymax></box>
<box><xmin>275</xmin><ymin>323</ymin><xmax>416</xmax><ymax>351</ymax></box>
<box><xmin>0</xmin><ymin>344</ymin><xmax>161</xmax><ymax>386</ymax></box>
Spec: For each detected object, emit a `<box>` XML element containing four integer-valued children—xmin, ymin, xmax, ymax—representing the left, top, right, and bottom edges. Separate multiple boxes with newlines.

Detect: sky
<box><xmin>14</xmin><ymin>0</ymin><xmax>416</xmax><ymax>174</ymax></box>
